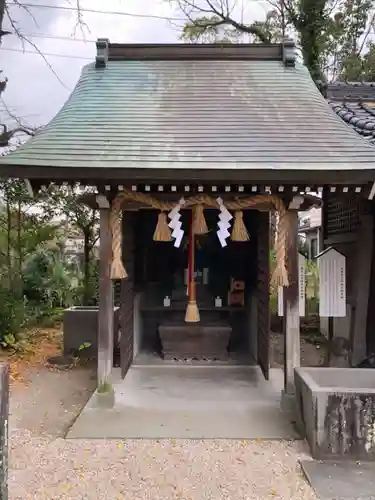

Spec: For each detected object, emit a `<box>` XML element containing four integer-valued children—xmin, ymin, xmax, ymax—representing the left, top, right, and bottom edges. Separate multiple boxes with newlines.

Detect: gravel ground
<box><xmin>271</xmin><ymin>332</ymin><xmax>325</xmax><ymax>368</ymax></box>
<box><xmin>8</xmin><ymin>347</ymin><xmax>318</xmax><ymax>499</ymax></box>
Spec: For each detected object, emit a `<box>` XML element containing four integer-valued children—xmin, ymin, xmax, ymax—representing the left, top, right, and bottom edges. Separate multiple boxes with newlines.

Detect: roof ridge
<box><xmin>94</xmin><ymin>38</ymin><xmax>297</xmax><ymax>67</ymax></box>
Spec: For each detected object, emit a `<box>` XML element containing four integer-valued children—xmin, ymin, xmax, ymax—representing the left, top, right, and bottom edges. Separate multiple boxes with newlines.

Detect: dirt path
<box><xmin>10</xmin><ymin>364</ymin><xmax>96</xmax><ymax>438</ymax></box>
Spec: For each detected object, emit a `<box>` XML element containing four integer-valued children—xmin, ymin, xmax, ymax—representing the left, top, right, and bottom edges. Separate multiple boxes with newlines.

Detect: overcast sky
<box><xmin>1</xmin><ymin>0</ymin><xmax>269</xmax><ymax>130</ymax></box>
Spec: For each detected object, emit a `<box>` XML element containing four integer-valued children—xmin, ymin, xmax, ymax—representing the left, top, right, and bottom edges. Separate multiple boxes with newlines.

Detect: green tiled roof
<box><xmin>1</xmin><ymin>41</ymin><xmax>375</xmax><ymax>174</ymax></box>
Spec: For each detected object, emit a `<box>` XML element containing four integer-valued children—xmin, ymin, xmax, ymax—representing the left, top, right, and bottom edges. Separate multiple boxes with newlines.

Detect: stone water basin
<box><xmin>295</xmin><ymin>367</ymin><xmax>375</xmax><ymax>461</ymax></box>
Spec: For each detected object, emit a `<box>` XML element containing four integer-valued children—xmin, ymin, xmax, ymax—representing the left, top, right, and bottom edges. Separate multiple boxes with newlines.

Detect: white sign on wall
<box><xmin>278</xmin><ymin>253</ymin><xmax>306</xmax><ymax>317</ymax></box>
<box><xmin>317</xmin><ymin>247</ymin><xmax>346</xmax><ymax>317</ymax></box>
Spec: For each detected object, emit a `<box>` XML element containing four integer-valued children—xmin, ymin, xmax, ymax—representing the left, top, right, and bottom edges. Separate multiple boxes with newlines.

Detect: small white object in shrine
<box><xmin>316</xmin><ymin>246</ymin><xmax>346</xmax><ymax>318</ymax></box>
<box><xmin>278</xmin><ymin>253</ymin><xmax>306</xmax><ymax>317</ymax></box>
<box><xmin>215</xmin><ymin>296</ymin><xmax>222</xmax><ymax>308</ymax></box>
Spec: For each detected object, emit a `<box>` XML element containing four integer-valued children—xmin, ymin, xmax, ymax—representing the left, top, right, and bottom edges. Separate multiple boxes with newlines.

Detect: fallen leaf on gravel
<box><xmin>270</xmin><ymin>488</ymin><xmax>277</xmax><ymax>496</ymax></box>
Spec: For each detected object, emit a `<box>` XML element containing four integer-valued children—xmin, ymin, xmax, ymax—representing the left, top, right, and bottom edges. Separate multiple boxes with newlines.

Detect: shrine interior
<box><xmin>132</xmin><ymin>209</ymin><xmax>261</xmax><ymax>363</ymax></box>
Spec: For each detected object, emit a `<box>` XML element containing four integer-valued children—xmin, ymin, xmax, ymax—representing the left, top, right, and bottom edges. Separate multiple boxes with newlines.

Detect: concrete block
<box><xmin>63</xmin><ymin>306</ymin><xmax>120</xmax><ymax>358</ymax></box>
<box><xmin>295</xmin><ymin>367</ymin><xmax>375</xmax><ymax>461</ymax></box>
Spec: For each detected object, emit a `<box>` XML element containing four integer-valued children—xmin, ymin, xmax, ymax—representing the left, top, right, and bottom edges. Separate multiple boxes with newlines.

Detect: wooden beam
<box><xmin>98</xmin><ymin>205</ymin><xmax>114</xmax><ymax>391</ymax></box>
<box><xmin>283</xmin><ymin>210</ymin><xmax>300</xmax><ymax>395</ymax></box>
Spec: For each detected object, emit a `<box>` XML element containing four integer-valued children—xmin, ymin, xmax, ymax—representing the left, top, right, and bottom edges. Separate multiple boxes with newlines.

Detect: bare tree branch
<box><xmin>0</xmin><ymin>124</ymin><xmax>35</xmax><ymax>147</ymax></box>
<box><xmin>72</xmin><ymin>0</ymin><xmax>90</xmax><ymax>38</ymax></box>
<box><xmin>10</xmin><ymin>0</ymin><xmax>39</xmax><ymax>29</ymax></box>
<box><xmin>176</xmin><ymin>0</ymin><xmax>272</xmax><ymax>42</ymax></box>
<box><xmin>4</xmin><ymin>3</ymin><xmax>69</xmax><ymax>90</ymax></box>
<box><xmin>1</xmin><ymin>98</ymin><xmax>35</xmax><ymax>129</ymax></box>
<box><xmin>357</xmin><ymin>11</ymin><xmax>375</xmax><ymax>56</ymax></box>
<box><xmin>0</xmin><ymin>0</ymin><xmax>86</xmax><ymax>147</ymax></box>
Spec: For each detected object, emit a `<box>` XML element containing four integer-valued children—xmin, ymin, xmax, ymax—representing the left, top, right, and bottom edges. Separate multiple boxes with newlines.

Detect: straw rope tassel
<box><xmin>153</xmin><ymin>212</ymin><xmax>172</xmax><ymax>241</ymax></box>
<box><xmin>231</xmin><ymin>210</ymin><xmax>249</xmax><ymax>241</ymax></box>
<box><xmin>273</xmin><ymin>208</ymin><xmax>289</xmax><ymax>287</ymax></box>
<box><xmin>110</xmin><ymin>197</ymin><xmax>128</xmax><ymax>280</ymax></box>
<box><xmin>192</xmin><ymin>204</ymin><xmax>208</xmax><ymax>235</ymax></box>
<box><xmin>108</xmin><ymin>190</ymin><xmax>289</xmax><ymax>287</ymax></box>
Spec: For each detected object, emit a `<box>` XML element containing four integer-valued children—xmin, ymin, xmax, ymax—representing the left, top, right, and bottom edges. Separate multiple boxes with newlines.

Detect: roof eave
<box><xmin>2</xmin><ymin>163</ymin><xmax>375</xmax><ymax>184</ymax></box>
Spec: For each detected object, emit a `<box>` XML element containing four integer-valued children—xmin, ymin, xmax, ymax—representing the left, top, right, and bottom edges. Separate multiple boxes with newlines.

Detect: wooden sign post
<box><xmin>278</xmin><ymin>252</ymin><xmax>307</xmax><ymax>318</ymax></box>
<box><xmin>317</xmin><ymin>247</ymin><xmax>346</xmax><ymax>363</ymax></box>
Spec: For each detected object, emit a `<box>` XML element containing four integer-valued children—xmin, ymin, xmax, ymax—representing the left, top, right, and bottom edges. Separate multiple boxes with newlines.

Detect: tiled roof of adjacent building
<box><xmin>1</xmin><ymin>40</ymin><xmax>375</xmax><ymax>179</ymax></box>
<box><xmin>326</xmin><ymin>82</ymin><xmax>375</xmax><ymax>144</ymax></box>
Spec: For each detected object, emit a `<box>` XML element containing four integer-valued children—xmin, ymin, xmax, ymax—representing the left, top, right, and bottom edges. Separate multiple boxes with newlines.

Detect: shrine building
<box><xmin>1</xmin><ymin>39</ymin><xmax>375</xmax><ymax>407</ymax></box>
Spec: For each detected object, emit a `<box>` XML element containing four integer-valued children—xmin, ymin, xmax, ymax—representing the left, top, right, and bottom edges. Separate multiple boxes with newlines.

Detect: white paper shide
<box><xmin>168</xmin><ymin>197</ymin><xmax>185</xmax><ymax>248</ymax></box>
<box><xmin>216</xmin><ymin>197</ymin><xmax>233</xmax><ymax>247</ymax></box>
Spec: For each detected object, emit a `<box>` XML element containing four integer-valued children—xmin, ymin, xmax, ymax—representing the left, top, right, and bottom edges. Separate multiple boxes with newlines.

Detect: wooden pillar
<box><xmin>351</xmin><ymin>214</ymin><xmax>374</xmax><ymax>365</ymax></box>
<box><xmin>98</xmin><ymin>204</ymin><xmax>114</xmax><ymax>391</ymax></box>
<box><xmin>257</xmin><ymin>211</ymin><xmax>270</xmax><ymax>380</ymax></box>
<box><xmin>283</xmin><ymin>209</ymin><xmax>300</xmax><ymax>395</ymax></box>
<box><xmin>120</xmin><ymin>211</ymin><xmax>135</xmax><ymax>378</ymax></box>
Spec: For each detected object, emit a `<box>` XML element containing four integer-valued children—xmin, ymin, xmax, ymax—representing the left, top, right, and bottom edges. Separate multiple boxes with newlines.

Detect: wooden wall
<box><xmin>366</xmin><ymin>203</ymin><xmax>375</xmax><ymax>355</ymax></box>
<box><xmin>322</xmin><ymin>191</ymin><xmax>375</xmax><ymax>362</ymax></box>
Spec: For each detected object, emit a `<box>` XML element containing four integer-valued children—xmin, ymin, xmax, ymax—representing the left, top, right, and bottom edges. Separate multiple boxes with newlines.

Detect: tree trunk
<box><xmin>5</xmin><ymin>190</ymin><xmax>11</xmax><ymax>289</ymax></box>
<box><xmin>0</xmin><ymin>0</ymin><xmax>5</xmax><ymax>42</ymax></box>
<box><xmin>15</xmin><ymin>199</ymin><xmax>23</xmax><ymax>298</ymax></box>
<box><xmin>298</xmin><ymin>0</ymin><xmax>327</xmax><ymax>82</ymax></box>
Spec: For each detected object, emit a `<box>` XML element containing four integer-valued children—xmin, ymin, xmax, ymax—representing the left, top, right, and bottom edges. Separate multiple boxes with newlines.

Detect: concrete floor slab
<box><xmin>67</xmin><ymin>366</ymin><xmax>300</xmax><ymax>439</ymax></box>
<box><xmin>301</xmin><ymin>460</ymin><xmax>375</xmax><ymax>499</ymax></box>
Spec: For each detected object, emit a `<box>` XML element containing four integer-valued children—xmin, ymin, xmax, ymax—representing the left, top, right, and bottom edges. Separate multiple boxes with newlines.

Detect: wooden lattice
<box><xmin>325</xmin><ymin>194</ymin><xmax>371</xmax><ymax>236</ymax></box>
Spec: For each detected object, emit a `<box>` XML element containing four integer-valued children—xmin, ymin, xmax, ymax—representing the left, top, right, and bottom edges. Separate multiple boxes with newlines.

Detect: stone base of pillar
<box><xmin>94</xmin><ymin>387</ymin><xmax>115</xmax><ymax>409</ymax></box>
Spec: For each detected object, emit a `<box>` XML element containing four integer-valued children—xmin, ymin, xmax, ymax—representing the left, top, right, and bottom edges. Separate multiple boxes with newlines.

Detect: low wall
<box><xmin>295</xmin><ymin>367</ymin><xmax>375</xmax><ymax>461</ymax></box>
<box><xmin>63</xmin><ymin>306</ymin><xmax>120</xmax><ymax>358</ymax></box>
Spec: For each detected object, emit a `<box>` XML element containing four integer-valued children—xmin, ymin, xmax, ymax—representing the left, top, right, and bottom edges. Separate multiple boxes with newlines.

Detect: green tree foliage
<box><xmin>47</xmin><ymin>184</ymin><xmax>99</xmax><ymax>305</ymax></box>
<box><xmin>22</xmin><ymin>247</ymin><xmax>72</xmax><ymax>308</ymax></box>
<box><xmin>173</xmin><ymin>0</ymin><xmax>375</xmax><ymax>82</ymax></box>
<box><xmin>0</xmin><ymin>179</ymin><xmax>57</xmax><ymax>291</ymax></box>
<box><xmin>0</xmin><ymin>178</ymin><xmax>99</xmax><ymax>347</ymax></box>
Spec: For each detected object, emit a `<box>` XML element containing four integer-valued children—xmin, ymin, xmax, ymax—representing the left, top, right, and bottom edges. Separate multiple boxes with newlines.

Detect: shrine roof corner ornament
<box><xmin>1</xmin><ymin>38</ymin><xmax>375</xmax><ymax>182</ymax></box>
